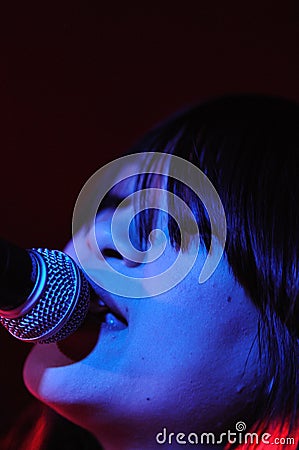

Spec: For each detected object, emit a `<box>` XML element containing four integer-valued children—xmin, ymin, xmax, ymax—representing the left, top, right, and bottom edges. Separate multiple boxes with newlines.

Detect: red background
<box><xmin>0</xmin><ymin>2</ymin><xmax>298</xmax><ymax>437</ymax></box>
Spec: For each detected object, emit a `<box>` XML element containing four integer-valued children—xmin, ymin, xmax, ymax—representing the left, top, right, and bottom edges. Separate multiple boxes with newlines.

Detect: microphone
<box><xmin>0</xmin><ymin>239</ymin><xmax>90</xmax><ymax>344</ymax></box>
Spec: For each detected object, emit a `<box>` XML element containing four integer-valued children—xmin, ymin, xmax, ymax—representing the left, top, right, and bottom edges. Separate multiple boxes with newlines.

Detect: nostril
<box><xmin>102</xmin><ymin>248</ymin><xmax>123</xmax><ymax>260</ymax></box>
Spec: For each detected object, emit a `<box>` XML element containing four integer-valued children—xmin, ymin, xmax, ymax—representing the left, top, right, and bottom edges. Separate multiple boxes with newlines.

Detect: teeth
<box><xmin>105</xmin><ymin>313</ymin><xmax>117</xmax><ymax>326</ymax></box>
<box><xmin>87</xmin><ymin>298</ymin><xmax>128</xmax><ymax>330</ymax></box>
<box><xmin>104</xmin><ymin>312</ymin><xmax>127</xmax><ymax>330</ymax></box>
<box><xmin>89</xmin><ymin>292</ymin><xmax>128</xmax><ymax>329</ymax></box>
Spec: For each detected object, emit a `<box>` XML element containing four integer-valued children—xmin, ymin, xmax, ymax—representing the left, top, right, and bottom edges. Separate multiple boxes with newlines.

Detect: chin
<box><xmin>23</xmin><ymin>344</ymin><xmax>71</xmax><ymax>403</ymax></box>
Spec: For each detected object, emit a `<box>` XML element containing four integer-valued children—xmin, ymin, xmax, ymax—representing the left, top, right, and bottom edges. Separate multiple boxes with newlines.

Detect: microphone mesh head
<box><xmin>0</xmin><ymin>249</ymin><xmax>90</xmax><ymax>343</ymax></box>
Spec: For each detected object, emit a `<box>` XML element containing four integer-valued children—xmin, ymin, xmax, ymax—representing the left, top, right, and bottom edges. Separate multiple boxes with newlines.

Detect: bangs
<box><xmin>132</xmin><ymin>152</ymin><xmax>212</xmax><ymax>253</ymax></box>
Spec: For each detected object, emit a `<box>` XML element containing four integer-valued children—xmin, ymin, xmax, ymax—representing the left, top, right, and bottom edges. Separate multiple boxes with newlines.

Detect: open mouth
<box><xmin>87</xmin><ymin>293</ymin><xmax>128</xmax><ymax>331</ymax></box>
<box><xmin>56</xmin><ymin>289</ymin><xmax>128</xmax><ymax>362</ymax></box>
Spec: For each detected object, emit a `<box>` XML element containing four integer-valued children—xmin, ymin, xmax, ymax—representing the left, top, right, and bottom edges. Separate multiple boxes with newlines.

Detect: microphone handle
<box><xmin>0</xmin><ymin>238</ymin><xmax>36</xmax><ymax>311</ymax></box>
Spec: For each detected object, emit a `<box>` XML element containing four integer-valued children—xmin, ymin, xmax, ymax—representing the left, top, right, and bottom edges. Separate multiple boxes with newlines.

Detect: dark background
<box><xmin>0</xmin><ymin>1</ymin><xmax>298</xmax><ymax>438</ymax></box>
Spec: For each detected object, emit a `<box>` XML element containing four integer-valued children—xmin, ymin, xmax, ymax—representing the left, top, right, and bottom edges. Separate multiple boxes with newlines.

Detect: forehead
<box><xmin>106</xmin><ymin>160</ymin><xmax>169</xmax><ymax>200</ymax></box>
<box><xmin>109</xmin><ymin>172</ymin><xmax>139</xmax><ymax>198</ymax></box>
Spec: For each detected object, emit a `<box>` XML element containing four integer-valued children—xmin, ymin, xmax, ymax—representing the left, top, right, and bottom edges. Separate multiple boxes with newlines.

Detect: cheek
<box><xmin>121</xmin><ymin>296</ymin><xmax>256</xmax><ymax>388</ymax></box>
<box><xmin>120</xmin><ymin>294</ymin><xmax>261</xmax><ymax>424</ymax></box>
<box><xmin>118</xmin><ymin>332</ymin><xmax>260</xmax><ymax>434</ymax></box>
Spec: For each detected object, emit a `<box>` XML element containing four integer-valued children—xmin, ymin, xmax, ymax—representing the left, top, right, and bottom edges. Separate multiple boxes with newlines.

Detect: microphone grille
<box><xmin>0</xmin><ymin>249</ymin><xmax>90</xmax><ymax>343</ymax></box>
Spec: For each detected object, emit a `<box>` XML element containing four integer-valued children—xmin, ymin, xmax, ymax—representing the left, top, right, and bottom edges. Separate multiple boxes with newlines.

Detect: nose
<box><xmin>85</xmin><ymin>209</ymin><xmax>141</xmax><ymax>268</ymax></box>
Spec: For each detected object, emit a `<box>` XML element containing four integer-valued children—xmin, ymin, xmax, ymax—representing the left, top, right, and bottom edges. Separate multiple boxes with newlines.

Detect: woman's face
<box><xmin>23</xmin><ymin>164</ymin><xmax>264</xmax><ymax>449</ymax></box>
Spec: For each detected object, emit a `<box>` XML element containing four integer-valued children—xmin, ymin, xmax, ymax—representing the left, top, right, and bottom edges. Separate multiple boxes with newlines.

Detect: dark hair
<box><xmin>130</xmin><ymin>94</ymin><xmax>299</xmax><ymax>439</ymax></box>
<box><xmin>2</xmin><ymin>94</ymin><xmax>298</xmax><ymax>449</ymax></box>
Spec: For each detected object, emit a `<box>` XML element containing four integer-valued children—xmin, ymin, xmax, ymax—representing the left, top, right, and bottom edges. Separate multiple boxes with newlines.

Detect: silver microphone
<box><xmin>0</xmin><ymin>244</ymin><xmax>90</xmax><ymax>344</ymax></box>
